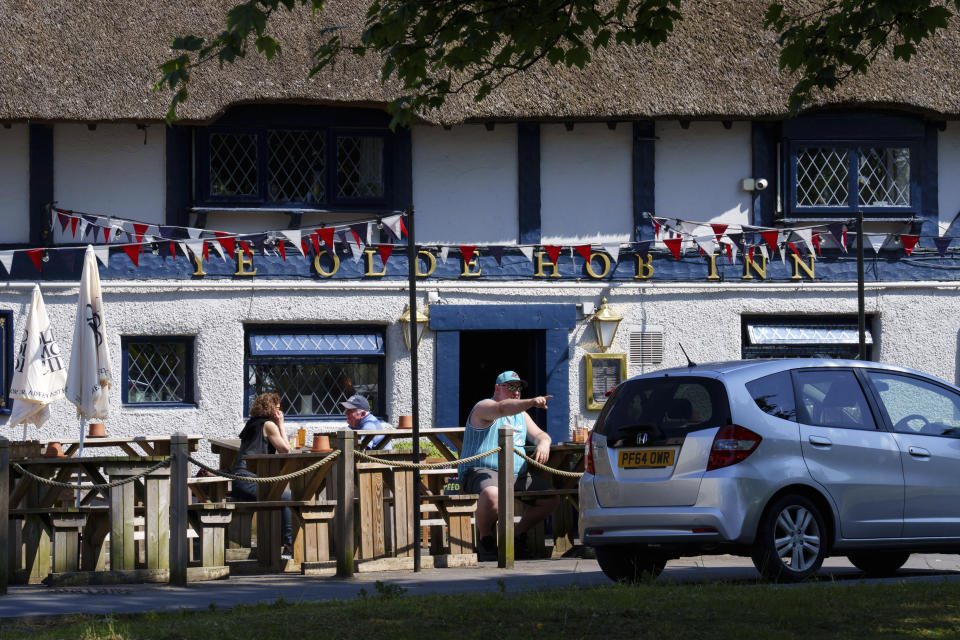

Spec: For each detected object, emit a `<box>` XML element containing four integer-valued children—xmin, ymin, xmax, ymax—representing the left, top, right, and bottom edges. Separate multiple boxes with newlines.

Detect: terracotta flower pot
<box><xmin>398</xmin><ymin>415</ymin><xmax>413</xmax><ymax>429</ymax></box>
<box><xmin>311</xmin><ymin>434</ymin><xmax>331</xmax><ymax>452</ymax></box>
<box><xmin>43</xmin><ymin>441</ymin><xmax>65</xmax><ymax>458</ymax></box>
<box><xmin>88</xmin><ymin>422</ymin><xmax>106</xmax><ymax>438</ymax></box>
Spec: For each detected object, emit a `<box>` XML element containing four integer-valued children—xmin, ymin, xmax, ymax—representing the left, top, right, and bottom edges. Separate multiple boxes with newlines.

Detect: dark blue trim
<box><xmin>435</xmin><ymin>331</ymin><xmax>461</xmax><ymax>428</ymax></box>
<box><xmin>751</xmin><ymin>122</ymin><xmax>778</xmax><ymax>226</ymax></box>
<box><xmin>633</xmin><ymin>121</ymin><xmax>656</xmax><ymax>240</ymax></box>
<box><xmin>0</xmin><ymin>310</ymin><xmax>12</xmax><ymax>414</ymax></box>
<box><xmin>518</xmin><ymin>123</ymin><xmax>541</xmax><ymax>245</ymax></box>
<box><xmin>430</xmin><ymin>304</ymin><xmax>576</xmax><ymax>331</ymax></box>
<box><xmin>921</xmin><ymin>122</ymin><xmax>939</xmax><ymax>237</ymax></box>
<box><xmin>120</xmin><ymin>335</ymin><xmax>196</xmax><ymax>407</ymax></box>
<box><xmin>165</xmin><ymin>126</ymin><xmax>193</xmax><ymax>227</ymax></box>
<box><xmin>29</xmin><ymin>125</ymin><xmax>53</xmax><ymax>246</ymax></box>
<box><xmin>431</xmin><ymin>304</ymin><xmax>575</xmax><ymax>440</ymax></box>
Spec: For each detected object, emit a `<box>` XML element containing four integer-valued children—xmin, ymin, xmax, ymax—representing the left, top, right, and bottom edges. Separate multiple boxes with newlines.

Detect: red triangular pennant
<box><xmin>169</xmin><ymin>242</ymin><xmax>176</xmax><ymax>260</ymax></box>
<box><xmin>69</xmin><ymin>216</ymin><xmax>78</xmax><ymax>238</ymax></box>
<box><xmin>574</xmin><ymin>245</ymin><xmax>592</xmax><ymax>262</ymax></box>
<box><xmin>318</xmin><ymin>227</ymin><xmax>335</xmax><ymax>252</ymax></box>
<box><xmin>202</xmin><ymin>241</ymin><xmax>209</xmax><ymax>263</ymax></box>
<box><xmin>664</xmin><ymin>238</ymin><xmax>683</xmax><ymax>260</ymax></box>
<box><xmin>301</xmin><ymin>239</ymin><xmax>310</xmax><ymax>256</ymax></box>
<box><xmin>133</xmin><ymin>223</ymin><xmax>148</xmax><ymax>243</ymax></box>
<box><xmin>901</xmin><ymin>234</ymin><xmax>919</xmax><ymax>256</ymax></box>
<box><xmin>377</xmin><ymin>244</ymin><xmax>393</xmax><ymax>266</ymax></box>
<box><xmin>711</xmin><ymin>223</ymin><xmax>728</xmax><ymax>244</ymax></box>
<box><xmin>811</xmin><ymin>232</ymin><xmax>822</xmax><ymax>257</ymax></box>
<box><xmin>652</xmin><ymin>219</ymin><xmax>660</xmax><ymax>239</ymax></box>
<box><xmin>57</xmin><ymin>212</ymin><xmax>70</xmax><ymax>231</ymax></box>
<box><xmin>104</xmin><ymin>227</ymin><xmax>112</xmax><ymax>243</ymax></box>
<box><xmin>239</xmin><ymin>241</ymin><xmax>252</xmax><ymax>258</ymax></box>
<box><xmin>215</xmin><ymin>232</ymin><xmax>235</xmax><ymax>256</ymax></box>
<box><xmin>788</xmin><ymin>242</ymin><xmax>800</xmax><ymax>256</ymax></box>
<box><xmin>748</xmin><ymin>246</ymin><xmax>755</xmax><ymax>263</ymax></box>
<box><xmin>122</xmin><ymin>244</ymin><xmax>140</xmax><ymax>267</ymax></box>
<box><xmin>543</xmin><ymin>245</ymin><xmax>561</xmax><ymax>264</ymax></box>
<box><xmin>26</xmin><ymin>249</ymin><xmax>43</xmax><ymax>272</ymax></box>
<box><xmin>761</xmin><ymin>231</ymin><xmax>780</xmax><ymax>253</ymax></box>
<box><xmin>277</xmin><ymin>239</ymin><xmax>286</xmax><ymax>261</ymax></box>
<box><xmin>460</xmin><ymin>245</ymin><xmax>476</xmax><ymax>263</ymax></box>
<box><xmin>311</xmin><ymin>232</ymin><xmax>321</xmax><ymax>255</ymax></box>
<box><xmin>400</xmin><ymin>219</ymin><xmax>408</xmax><ymax>237</ymax></box>
<box><xmin>725</xmin><ymin>242</ymin><xmax>733</xmax><ymax>264</ymax></box>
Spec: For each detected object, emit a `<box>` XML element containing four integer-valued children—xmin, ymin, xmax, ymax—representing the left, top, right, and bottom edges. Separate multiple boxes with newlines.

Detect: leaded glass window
<box><xmin>245</xmin><ymin>328</ymin><xmax>385</xmax><ymax>419</ymax></box>
<box><xmin>337</xmin><ymin>136</ymin><xmax>384</xmax><ymax>198</ymax></box>
<box><xmin>122</xmin><ymin>337</ymin><xmax>194</xmax><ymax>405</ymax></box>
<box><xmin>796</xmin><ymin>147</ymin><xmax>849</xmax><ymax>207</ymax></box>
<box><xmin>268</xmin><ymin>130</ymin><xmax>326</xmax><ymax>203</ymax></box>
<box><xmin>209</xmin><ymin>133</ymin><xmax>258</xmax><ymax>197</ymax></box>
<box><xmin>858</xmin><ymin>147</ymin><xmax>910</xmax><ymax>207</ymax></box>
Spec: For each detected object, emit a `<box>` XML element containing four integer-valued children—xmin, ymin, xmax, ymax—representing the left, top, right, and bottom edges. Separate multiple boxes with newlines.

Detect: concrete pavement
<box><xmin>3</xmin><ymin>553</ymin><xmax>960</xmax><ymax>620</ymax></box>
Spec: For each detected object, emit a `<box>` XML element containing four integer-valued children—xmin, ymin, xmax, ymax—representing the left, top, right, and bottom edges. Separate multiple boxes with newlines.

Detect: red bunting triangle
<box><xmin>377</xmin><ymin>244</ymin><xmax>393</xmax><ymax>266</ymax></box>
<box><xmin>543</xmin><ymin>245</ymin><xmax>561</xmax><ymax>264</ymax></box>
<box><xmin>318</xmin><ymin>227</ymin><xmax>335</xmax><ymax>252</ymax></box>
<box><xmin>460</xmin><ymin>245</ymin><xmax>476</xmax><ymax>263</ymax></box>
<box><xmin>215</xmin><ymin>232</ymin><xmax>235</xmax><ymax>256</ymax></box>
<box><xmin>239</xmin><ymin>241</ymin><xmax>252</xmax><ymax>258</ymax></box>
<box><xmin>664</xmin><ymin>238</ymin><xmax>683</xmax><ymax>260</ymax></box>
<box><xmin>301</xmin><ymin>239</ymin><xmax>310</xmax><ymax>256</ymax></box>
<box><xmin>122</xmin><ymin>244</ymin><xmax>140</xmax><ymax>267</ymax></box>
<box><xmin>57</xmin><ymin>212</ymin><xmax>70</xmax><ymax>231</ymax></box>
<box><xmin>400</xmin><ymin>219</ymin><xmax>408</xmax><ymax>237</ymax></box>
<box><xmin>26</xmin><ymin>249</ymin><xmax>42</xmax><ymax>272</ymax></box>
<box><xmin>711</xmin><ymin>223</ymin><xmax>728</xmax><ymax>244</ymax></box>
<box><xmin>202</xmin><ymin>241</ymin><xmax>209</xmax><ymax>263</ymax></box>
<box><xmin>788</xmin><ymin>242</ymin><xmax>800</xmax><ymax>256</ymax></box>
<box><xmin>133</xmin><ymin>223</ymin><xmax>148</xmax><ymax>243</ymax></box>
<box><xmin>652</xmin><ymin>219</ymin><xmax>660</xmax><ymax>239</ymax></box>
<box><xmin>901</xmin><ymin>234</ymin><xmax>919</xmax><ymax>256</ymax></box>
<box><xmin>310</xmin><ymin>232</ymin><xmax>321</xmax><ymax>255</ymax></box>
<box><xmin>70</xmin><ymin>217</ymin><xmax>78</xmax><ymax>237</ymax></box>
<box><xmin>574</xmin><ymin>245</ymin><xmax>592</xmax><ymax>262</ymax></box>
<box><xmin>811</xmin><ymin>232</ymin><xmax>822</xmax><ymax>257</ymax></box>
<box><xmin>277</xmin><ymin>240</ymin><xmax>286</xmax><ymax>261</ymax></box>
<box><xmin>169</xmin><ymin>242</ymin><xmax>176</xmax><ymax>260</ymax></box>
<box><xmin>748</xmin><ymin>246</ymin><xmax>755</xmax><ymax>263</ymax></box>
<box><xmin>725</xmin><ymin>242</ymin><xmax>733</xmax><ymax>264</ymax></box>
<box><xmin>761</xmin><ymin>231</ymin><xmax>780</xmax><ymax>253</ymax></box>
<box><xmin>104</xmin><ymin>227</ymin><xmax>112</xmax><ymax>243</ymax></box>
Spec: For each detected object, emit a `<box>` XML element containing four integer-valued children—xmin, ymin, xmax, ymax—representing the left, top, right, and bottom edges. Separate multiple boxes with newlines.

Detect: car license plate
<box><xmin>618</xmin><ymin>449</ymin><xmax>675</xmax><ymax>468</ymax></box>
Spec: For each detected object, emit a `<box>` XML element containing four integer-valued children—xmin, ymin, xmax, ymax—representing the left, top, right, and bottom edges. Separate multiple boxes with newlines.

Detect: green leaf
<box><xmin>255</xmin><ymin>35</ymin><xmax>281</xmax><ymax>59</ymax></box>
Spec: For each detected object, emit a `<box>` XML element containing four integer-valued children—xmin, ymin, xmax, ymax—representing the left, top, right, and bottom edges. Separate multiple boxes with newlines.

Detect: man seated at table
<box><xmin>230</xmin><ymin>392</ymin><xmax>294</xmax><ymax>559</ymax></box>
<box><xmin>458</xmin><ymin>371</ymin><xmax>560</xmax><ymax>561</ymax></box>
<box><xmin>342</xmin><ymin>394</ymin><xmax>393</xmax><ymax>450</ymax></box>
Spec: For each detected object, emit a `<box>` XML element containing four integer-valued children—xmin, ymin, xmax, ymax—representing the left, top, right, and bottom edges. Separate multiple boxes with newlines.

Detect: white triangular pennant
<box><xmin>724</xmin><ymin>240</ymin><xmax>739</xmax><ymax>265</ymax></box>
<box><xmin>602</xmin><ymin>243</ymin><xmax>620</xmax><ymax>263</ymax></box>
<box><xmin>179</xmin><ymin>241</ymin><xmax>192</xmax><ymax>261</ymax></box>
<box><xmin>519</xmin><ymin>246</ymin><xmax>534</xmax><ymax>262</ymax></box>
<box><xmin>348</xmin><ymin>237</ymin><xmax>363</xmax><ymax>263</ymax></box>
<box><xmin>382</xmin><ymin>214</ymin><xmax>404</xmax><ymax>240</ymax></box>
<box><xmin>867</xmin><ymin>233</ymin><xmax>887</xmax><ymax>254</ymax></box>
<box><xmin>211</xmin><ymin>240</ymin><xmax>226</xmax><ymax>261</ymax></box>
<box><xmin>92</xmin><ymin>245</ymin><xmax>109</xmax><ymax>267</ymax></box>
<box><xmin>439</xmin><ymin>247</ymin><xmax>450</xmax><ymax>264</ymax></box>
<box><xmin>280</xmin><ymin>230</ymin><xmax>304</xmax><ymax>256</ymax></box>
<box><xmin>794</xmin><ymin>228</ymin><xmax>814</xmax><ymax>255</ymax></box>
<box><xmin>185</xmin><ymin>240</ymin><xmax>204</xmax><ymax>261</ymax></box>
<box><xmin>187</xmin><ymin>227</ymin><xmax>202</xmax><ymax>240</ymax></box>
<box><xmin>0</xmin><ymin>250</ymin><xmax>13</xmax><ymax>274</ymax></box>
<box><xmin>692</xmin><ymin>234</ymin><xmax>716</xmax><ymax>255</ymax></box>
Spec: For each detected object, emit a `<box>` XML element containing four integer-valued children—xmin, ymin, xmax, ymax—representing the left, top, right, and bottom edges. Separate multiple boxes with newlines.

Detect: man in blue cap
<box><xmin>458</xmin><ymin>371</ymin><xmax>559</xmax><ymax>560</ymax></box>
<box><xmin>342</xmin><ymin>394</ymin><xmax>392</xmax><ymax>450</ymax></box>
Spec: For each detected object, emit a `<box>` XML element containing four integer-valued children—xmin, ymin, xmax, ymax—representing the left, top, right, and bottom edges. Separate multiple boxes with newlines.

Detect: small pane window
<box><xmin>796</xmin><ymin>146</ymin><xmax>849</xmax><ymax>207</ymax></box>
<box><xmin>268</xmin><ymin>130</ymin><xmax>326</xmax><ymax>203</ymax></box>
<box><xmin>209</xmin><ymin>133</ymin><xmax>258</xmax><ymax>197</ymax></box>
<box><xmin>796</xmin><ymin>369</ymin><xmax>876</xmax><ymax>430</ymax></box>
<box><xmin>742</xmin><ymin>315</ymin><xmax>873</xmax><ymax>360</ymax></box>
<box><xmin>858</xmin><ymin>147</ymin><xmax>910</xmax><ymax>207</ymax></box>
<box><xmin>337</xmin><ymin>136</ymin><xmax>384</xmax><ymax>199</ymax></box>
<box><xmin>122</xmin><ymin>337</ymin><xmax>194</xmax><ymax>405</ymax></box>
<box><xmin>746</xmin><ymin>372</ymin><xmax>797</xmax><ymax>421</ymax></box>
<box><xmin>867</xmin><ymin>372</ymin><xmax>960</xmax><ymax>436</ymax></box>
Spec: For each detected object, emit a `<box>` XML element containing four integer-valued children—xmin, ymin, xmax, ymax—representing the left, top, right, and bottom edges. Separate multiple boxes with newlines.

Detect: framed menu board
<box><xmin>584</xmin><ymin>353</ymin><xmax>627</xmax><ymax>410</ymax></box>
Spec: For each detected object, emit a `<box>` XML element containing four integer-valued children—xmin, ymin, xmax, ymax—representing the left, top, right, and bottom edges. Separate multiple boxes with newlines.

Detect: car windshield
<box><xmin>595</xmin><ymin>376</ymin><xmax>730</xmax><ymax>444</ymax></box>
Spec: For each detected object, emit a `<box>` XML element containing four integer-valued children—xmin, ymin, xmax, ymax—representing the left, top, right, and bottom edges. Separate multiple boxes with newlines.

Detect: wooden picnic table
<box><xmin>40</xmin><ymin>434</ymin><xmax>203</xmax><ymax>458</ymax></box>
<box><xmin>356</xmin><ymin>427</ymin><xmax>465</xmax><ymax>460</ymax></box>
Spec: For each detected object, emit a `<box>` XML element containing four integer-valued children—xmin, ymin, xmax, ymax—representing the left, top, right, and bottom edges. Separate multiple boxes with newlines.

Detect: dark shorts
<box><xmin>461</xmin><ymin>467</ymin><xmax>553</xmax><ymax>494</ymax></box>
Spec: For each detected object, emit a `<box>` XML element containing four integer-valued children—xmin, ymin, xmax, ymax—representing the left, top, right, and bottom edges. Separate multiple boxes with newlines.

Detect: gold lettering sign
<box><xmin>535</xmin><ymin>251</ymin><xmax>561</xmax><ymax>278</ymax></box>
<box><xmin>742</xmin><ymin>253</ymin><xmax>767</xmax><ymax>280</ymax></box>
<box><xmin>363</xmin><ymin>248</ymin><xmax>387</xmax><ymax>277</ymax></box>
<box><xmin>416</xmin><ymin>250</ymin><xmax>436</xmax><ymax>277</ymax></box>
<box><xmin>313</xmin><ymin>250</ymin><xmax>340</xmax><ymax>277</ymax></box>
<box><xmin>461</xmin><ymin>255</ymin><xmax>482</xmax><ymax>277</ymax></box>
<box><xmin>585</xmin><ymin>252</ymin><xmax>611</xmax><ymax>279</ymax></box>
<box><xmin>634</xmin><ymin>253</ymin><xmax>654</xmax><ymax>279</ymax></box>
<box><xmin>706</xmin><ymin>252</ymin><xmax>720</xmax><ymax>280</ymax></box>
<box><xmin>192</xmin><ymin>253</ymin><xmax>206</xmax><ymax>277</ymax></box>
<box><xmin>234</xmin><ymin>248</ymin><xmax>257</xmax><ymax>276</ymax></box>
<box><xmin>790</xmin><ymin>254</ymin><xmax>816</xmax><ymax>280</ymax></box>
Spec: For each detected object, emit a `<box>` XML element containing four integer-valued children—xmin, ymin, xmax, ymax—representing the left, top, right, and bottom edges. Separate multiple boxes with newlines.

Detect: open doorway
<box><xmin>458</xmin><ymin>330</ymin><xmax>545</xmax><ymax>427</ymax></box>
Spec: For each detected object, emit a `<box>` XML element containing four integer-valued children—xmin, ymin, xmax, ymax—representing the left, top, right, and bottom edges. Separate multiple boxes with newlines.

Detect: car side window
<box><xmin>866</xmin><ymin>371</ymin><xmax>960</xmax><ymax>436</ymax></box>
<box><xmin>796</xmin><ymin>370</ymin><xmax>877</xmax><ymax>430</ymax></box>
<box><xmin>746</xmin><ymin>372</ymin><xmax>797</xmax><ymax>421</ymax></box>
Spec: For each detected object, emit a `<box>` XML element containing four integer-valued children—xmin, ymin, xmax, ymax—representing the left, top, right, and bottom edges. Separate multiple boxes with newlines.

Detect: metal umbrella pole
<box><xmin>856</xmin><ymin>211</ymin><xmax>866</xmax><ymax>360</ymax></box>
<box><xmin>404</xmin><ymin>206</ymin><xmax>422</xmax><ymax>572</ymax></box>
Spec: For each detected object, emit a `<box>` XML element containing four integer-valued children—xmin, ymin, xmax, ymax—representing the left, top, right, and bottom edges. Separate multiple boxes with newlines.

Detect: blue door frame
<box><xmin>430</xmin><ymin>304</ymin><xmax>576</xmax><ymax>442</ymax></box>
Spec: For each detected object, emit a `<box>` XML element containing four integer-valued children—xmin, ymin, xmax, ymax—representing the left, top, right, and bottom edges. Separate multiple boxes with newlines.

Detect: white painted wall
<box><xmin>52</xmin><ymin>124</ymin><xmax>165</xmax><ymax>244</ymax></box>
<box><xmin>413</xmin><ymin>124</ymin><xmax>519</xmax><ymax>245</ymax></box>
<box><xmin>939</xmin><ymin>125</ymin><xmax>960</xmax><ymax>234</ymax></box>
<box><xmin>540</xmin><ymin>123</ymin><xmax>632</xmax><ymax>244</ymax></box>
<box><xmin>0</xmin><ymin>125</ymin><xmax>30</xmax><ymax>244</ymax></box>
<box><xmin>655</xmin><ymin>121</ymin><xmax>751</xmax><ymax>227</ymax></box>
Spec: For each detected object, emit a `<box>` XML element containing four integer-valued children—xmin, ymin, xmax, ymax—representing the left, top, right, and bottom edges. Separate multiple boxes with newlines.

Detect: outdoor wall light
<box><xmin>591</xmin><ymin>297</ymin><xmax>622</xmax><ymax>351</ymax></box>
<box><xmin>398</xmin><ymin>304</ymin><xmax>429</xmax><ymax>351</ymax></box>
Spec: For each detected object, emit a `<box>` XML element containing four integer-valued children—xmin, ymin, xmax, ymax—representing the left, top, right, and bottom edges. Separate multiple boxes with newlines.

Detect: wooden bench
<box><xmin>10</xmin><ymin>506</ymin><xmax>109</xmax><ymax>577</ymax></box>
<box><xmin>420</xmin><ymin>494</ymin><xmax>478</xmax><ymax>558</ymax></box>
<box><xmin>514</xmin><ymin>488</ymin><xmax>579</xmax><ymax>558</ymax></box>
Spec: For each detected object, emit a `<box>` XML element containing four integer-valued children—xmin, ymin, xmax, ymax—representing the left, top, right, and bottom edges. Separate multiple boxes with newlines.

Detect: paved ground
<box><xmin>3</xmin><ymin>553</ymin><xmax>960</xmax><ymax>620</ymax></box>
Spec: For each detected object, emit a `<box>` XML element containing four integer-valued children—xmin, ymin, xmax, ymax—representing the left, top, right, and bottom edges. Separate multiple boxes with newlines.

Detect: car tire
<box><xmin>595</xmin><ymin>545</ymin><xmax>667</xmax><ymax>583</ymax></box>
<box><xmin>751</xmin><ymin>494</ymin><xmax>827</xmax><ymax>582</ymax></box>
<box><xmin>847</xmin><ymin>551</ymin><xmax>910</xmax><ymax>577</ymax></box>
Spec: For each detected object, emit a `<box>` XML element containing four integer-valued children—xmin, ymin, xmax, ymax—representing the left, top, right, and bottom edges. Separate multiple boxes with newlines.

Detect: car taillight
<box><xmin>706</xmin><ymin>424</ymin><xmax>761</xmax><ymax>471</ymax></box>
<box><xmin>585</xmin><ymin>429</ymin><xmax>595</xmax><ymax>474</ymax></box>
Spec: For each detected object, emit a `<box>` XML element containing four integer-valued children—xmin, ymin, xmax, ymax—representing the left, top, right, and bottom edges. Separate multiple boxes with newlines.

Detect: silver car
<box><xmin>579</xmin><ymin>358</ymin><xmax>960</xmax><ymax>582</ymax></box>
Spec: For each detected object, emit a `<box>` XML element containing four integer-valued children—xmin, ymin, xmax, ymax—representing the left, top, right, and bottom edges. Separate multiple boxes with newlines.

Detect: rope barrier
<box><xmin>353</xmin><ymin>447</ymin><xmax>500</xmax><ymax>470</ymax></box>
<box><xmin>12</xmin><ymin>458</ymin><xmax>172</xmax><ymax>490</ymax></box>
<box><xmin>514</xmin><ymin>447</ymin><xmax>585</xmax><ymax>478</ymax></box>
<box><xmin>186</xmin><ymin>450</ymin><xmax>341</xmax><ymax>484</ymax></box>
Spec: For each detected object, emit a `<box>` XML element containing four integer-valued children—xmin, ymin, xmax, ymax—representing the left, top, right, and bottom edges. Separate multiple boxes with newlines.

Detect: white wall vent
<box><xmin>629</xmin><ymin>327</ymin><xmax>663</xmax><ymax>366</ymax></box>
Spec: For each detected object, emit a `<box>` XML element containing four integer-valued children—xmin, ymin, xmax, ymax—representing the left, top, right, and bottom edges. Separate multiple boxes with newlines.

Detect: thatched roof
<box><xmin>3</xmin><ymin>0</ymin><xmax>960</xmax><ymax>124</ymax></box>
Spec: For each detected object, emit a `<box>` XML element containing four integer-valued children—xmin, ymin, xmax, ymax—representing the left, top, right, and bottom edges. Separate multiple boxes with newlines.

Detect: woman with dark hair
<box><xmin>231</xmin><ymin>392</ymin><xmax>294</xmax><ymax>559</ymax></box>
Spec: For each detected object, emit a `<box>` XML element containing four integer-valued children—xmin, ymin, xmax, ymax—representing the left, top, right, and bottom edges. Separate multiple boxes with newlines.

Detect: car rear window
<box><xmin>594</xmin><ymin>376</ymin><xmax>731</xmax><ymax>446</ymax></box>
<box><xmin>746</xmin><ymin>372</ymin><xmax>797</xmax><ymax>421</ymax></box>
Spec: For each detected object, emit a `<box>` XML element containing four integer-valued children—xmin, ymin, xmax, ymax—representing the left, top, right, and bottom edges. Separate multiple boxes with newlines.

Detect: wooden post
<box><xmin>335</xmin><ymin>429</ymin><xmax>355</xmax><ymax>577</ymax></box>
<box><xmin>0</xmin><ymin>437</ymin><xmax>8</xmax><ymax>594</ymax></box>
<box><xmin>497</xmin><ymin>427</ymin><xmax>514</xmax><ymax>569</ymax></box>
<box><xmin>169</xmin><ymin>432</ymin><xmax>189</xmax><ymax>586</ymax></box>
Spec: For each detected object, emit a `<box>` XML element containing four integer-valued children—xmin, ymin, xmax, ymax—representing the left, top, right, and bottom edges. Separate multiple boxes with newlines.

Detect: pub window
<box><xmin>121</xmin><ymin>336</ymin><xmax>195</xmax><ymax>406</ymax></box>
<box><xmin>741</xmin><ymin>315</ymin><xmax>874</xmax><ymax>360</ymax></box>
<box><xmin>244</xmin><ymin>327</ymin><xmax>385</xmax><ymax>419</ymax></box>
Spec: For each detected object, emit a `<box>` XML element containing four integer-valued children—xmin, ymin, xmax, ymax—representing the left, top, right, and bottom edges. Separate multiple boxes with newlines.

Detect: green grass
<box><xmin>5</xmin><ymin>580</ymin><xmax>960</xmax><ymax>639</ymax></box>
<box><xmin>389</xmin><ymin>439</ymin><xmax>445</xmax><ymax>458</ymax></box>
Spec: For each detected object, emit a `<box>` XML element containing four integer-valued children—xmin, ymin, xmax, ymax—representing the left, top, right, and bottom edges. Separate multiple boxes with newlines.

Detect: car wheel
<box><xmin>847</xmin><ymin>551</ymin><xmax>910</xmax><ymax>577</ymax></box>
<box><xmin>751</xmin><ymin>494</ymin><xmax>827</xmax><ymax>582</ymax></box>
<box><xmin>595</xmin><ymin>545</ymin><xmax>667</xmax><ymax>583</ymax></box>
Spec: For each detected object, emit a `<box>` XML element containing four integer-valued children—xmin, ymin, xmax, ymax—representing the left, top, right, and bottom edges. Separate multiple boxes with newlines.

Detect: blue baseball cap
<box><xmin>495</xmin><ymin>371</ymin><xmax>527</xmax><ymax>387</ymax></box>
<box><xmin>341</xmin><ymin>394</ymin><xmax>370</xmax><ymax>412</ymax></box>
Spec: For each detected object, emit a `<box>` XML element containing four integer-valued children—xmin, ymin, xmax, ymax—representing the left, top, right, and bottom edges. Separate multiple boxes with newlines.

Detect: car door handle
<box><xmin>808</xmin><ymin>436</ymin><xmax>832</xmax><ymax>447</ymax></box>
<box><xmin>908</xmin><ymin>446</ymin><xmax>931</xmax><ymax>458</ymax></box>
